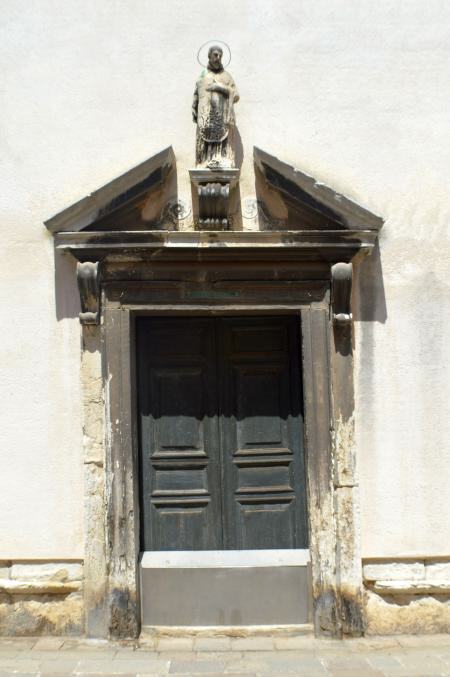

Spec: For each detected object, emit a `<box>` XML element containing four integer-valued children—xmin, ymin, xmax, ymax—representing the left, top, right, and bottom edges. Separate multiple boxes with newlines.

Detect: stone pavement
<box><xmin>0</xmin><ymin>633</ymin><xmax>448</xmax><ymax>676</ymax></box>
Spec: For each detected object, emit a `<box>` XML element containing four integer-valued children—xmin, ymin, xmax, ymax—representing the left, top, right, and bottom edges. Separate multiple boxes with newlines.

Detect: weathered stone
<box><xmin>426</xmin><ymin>561</ymin><xmax>450</xmax><ymax>580</ymax></box>
<box><xmin>192</xmin><ymin>44</ymin><xmax>239</xmax><ymax>169</ymax></box>
<box><xmin>333</xmin><ymin>414</ymin><xmax>356</xmax><ymax>488</ymax></box>
<box><xmin>365</xmin><ymin>589</ymin><xmax>450</xmax><ymax>634</ymax></box>
<box><xmin>81</xmin><ymin>337</ymin><xmax>105</xmax><ymax>467</ymax></box>
<box><xmin>0</xmin><ymin>580</ymin><xmax>80</xmax><ymax>594</ymax></box>
<box><xmin>363</xmin><ymin>561</ymin><xmax>425</xmax><ymax>581</ymax></box>
<box><xmin>372</xmin><ymin>579</ymin><xmax>450</xmax><ymax>594</ymax></box>
<box><xmin>10</xmin><ymin>563</ymin><xmax>82</xmax><ymax>583</ymax></box>
<box><xmin>0</xmin><ymin>569</ymin><xmax>9</xmax><ymax>580</ymax></box>
<box><xmin>81</xmin><ymin>330</ymin><xmax>108</xmax><ymax>640</ymax></box>
<box><xmin>334</xmin><ymin>486</ymin><xmax>365</xmax><ymax>636</ymax></box>
<box><xmin>0</xmin><ymin>595</ymin><xmax>84</xmax><ymax>636</ymax></box>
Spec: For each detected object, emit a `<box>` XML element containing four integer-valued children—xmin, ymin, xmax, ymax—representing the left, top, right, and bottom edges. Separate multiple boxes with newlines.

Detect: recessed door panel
<box><xmin>151</xmin><ymin>367</ymin><xmax>206</xmax><ymax>455</ymax></box>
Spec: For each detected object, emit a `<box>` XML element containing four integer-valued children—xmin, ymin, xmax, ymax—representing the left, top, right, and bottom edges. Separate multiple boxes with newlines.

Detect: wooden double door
<box><xmin>137</xmin><ymin>316</ymin><xmax>308</xmax><ymax>551</ymax></box>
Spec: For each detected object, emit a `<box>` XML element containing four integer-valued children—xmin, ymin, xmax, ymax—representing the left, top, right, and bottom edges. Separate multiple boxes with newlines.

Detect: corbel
<box><xmin>77</xmin><ymin>261</ymin><xmax>102</xmax><ymax>325</ymax></box>
<box><xmin>189</xmin><ymin>168</ymin><xmax>240</xmax><ymax>230</ymax></box>
<box><xmin>331</xmin><ymin>262</ymin><xmax>352</xmax><ymax>324</ymax></box>
<box><xmin>197</xmin><ymin>182</ymin><xmax>230</xmax><ymax>229</ymax></box>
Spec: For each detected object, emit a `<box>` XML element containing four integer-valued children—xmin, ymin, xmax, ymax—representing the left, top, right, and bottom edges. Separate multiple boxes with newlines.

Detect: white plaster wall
<box><xmin>0</xmin><ymin>0</ymin><xmax>449</xmax><ymax>558</ymax></box>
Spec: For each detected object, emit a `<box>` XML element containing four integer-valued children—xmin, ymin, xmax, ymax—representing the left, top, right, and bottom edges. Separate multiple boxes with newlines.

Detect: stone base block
<box><xmin>0</xmin><ymin>594</ymin><xmax>84</xmax><ymax>636</ymax></box>
<box><xmin>0</xmin><ymin>561</ymin><xmax>84</xmax><ymax>636</ymax></box>
<box><xmin>365</xmin><ymin>589</ymin><xmax>450</xmax><ymax>635</ymax></box>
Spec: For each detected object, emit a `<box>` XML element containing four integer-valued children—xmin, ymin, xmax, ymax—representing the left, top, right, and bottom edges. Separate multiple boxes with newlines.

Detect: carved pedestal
<box><xmin>189</xmin><ymin>168</ymin><xmax>240</xmax><ymax>230</ymax></box>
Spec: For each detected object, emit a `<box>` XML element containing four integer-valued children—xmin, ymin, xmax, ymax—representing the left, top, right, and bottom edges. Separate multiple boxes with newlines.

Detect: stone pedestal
<box><xmin>189</xmin><ymin>168</ymin><xmax>240</xmax><ymax>230</ymax></box>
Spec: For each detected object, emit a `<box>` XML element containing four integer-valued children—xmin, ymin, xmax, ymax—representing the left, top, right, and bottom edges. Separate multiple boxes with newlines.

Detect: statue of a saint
<box><xmin>192</xmin><ymin>45</ymin><xmax>239</xmax><ymax>168</ymax></box>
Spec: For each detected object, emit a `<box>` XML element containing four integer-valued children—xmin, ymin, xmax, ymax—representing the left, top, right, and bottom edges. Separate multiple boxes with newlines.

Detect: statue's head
<box><xmin>208</xmin><ymin>45</ymin><xmax>223</xmax><ymax>71</ymax></box>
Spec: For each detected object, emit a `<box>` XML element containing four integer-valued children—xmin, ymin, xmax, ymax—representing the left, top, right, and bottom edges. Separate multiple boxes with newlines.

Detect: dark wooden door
<box><xmin>137</xmin><ymin>318</ymin><xmax>222</xmax><ymax>550</ymax></box>
<box><xmin>137</xmin><ymin>316</ymin><xmax>307</xmax><ymax>551</ymax></box>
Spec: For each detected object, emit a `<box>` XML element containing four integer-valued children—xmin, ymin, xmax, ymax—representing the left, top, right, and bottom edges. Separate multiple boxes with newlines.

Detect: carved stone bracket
<box><xmin>331</xmin><ymin>262</ymin><xmax>352</xmax><ymax>324</ymax></box>
<box><xmin>197</xmin><ymin>182</ymin><xmax>230</xmax><ymax>229</ymax></box>
<box><xmin>190</xmin><ymin>168</ymin><xmax>240</xmax><ymax>230</ymax></box>
<box><xmin>77</xmin><ymin>261</ymin><xmax>101</xmax><ymax>325</ymax></box>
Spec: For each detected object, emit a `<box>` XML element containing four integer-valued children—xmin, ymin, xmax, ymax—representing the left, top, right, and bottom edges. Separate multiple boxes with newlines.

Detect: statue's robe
<box><xmin>193</xmin><ymin>67</ymin><xmax>239</xmax><ymax>167</ymax></box>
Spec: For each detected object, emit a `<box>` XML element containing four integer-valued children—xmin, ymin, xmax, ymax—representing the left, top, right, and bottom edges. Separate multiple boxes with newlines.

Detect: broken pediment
<box><xmin>45</xmin><ymin>146</ymin><xmax>178</xmax><ymax>234</ymax></box>
<box><xmin>253</xmin><ymin>147</ymin><xmax>383</xmax><ymax>232</ymax></box>
<box><xmin>46</xmin><ymin>145</ymin><xmax>384</xmax><ymax>326</ymax></box>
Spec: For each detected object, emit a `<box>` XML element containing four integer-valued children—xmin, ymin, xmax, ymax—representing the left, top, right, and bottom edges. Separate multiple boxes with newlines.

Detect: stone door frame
<box><xmin>81</xmin><ymin>261</ymin><xmax>364</xmax><ymax>639</ymax></box>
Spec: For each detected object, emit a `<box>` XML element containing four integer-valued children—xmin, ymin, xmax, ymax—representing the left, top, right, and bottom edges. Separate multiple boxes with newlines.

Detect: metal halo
<box><xmin>197</xmin><ymin>40</ymin><xmax>231</xmax><ymax>68</ymax></box>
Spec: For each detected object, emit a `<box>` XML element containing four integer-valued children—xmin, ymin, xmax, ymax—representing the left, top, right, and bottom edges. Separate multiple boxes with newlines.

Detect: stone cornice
<box><xmin>56</xmin><ymin>229</ymin><xmax>376</xmax><ymax>264</ymax></box>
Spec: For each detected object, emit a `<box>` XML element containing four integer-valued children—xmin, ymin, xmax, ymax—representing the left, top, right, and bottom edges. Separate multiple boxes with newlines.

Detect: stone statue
<box><xmin>192</xmin><ymin>45</ymin><xmax>239</xmax><ymax>168</ymax></box>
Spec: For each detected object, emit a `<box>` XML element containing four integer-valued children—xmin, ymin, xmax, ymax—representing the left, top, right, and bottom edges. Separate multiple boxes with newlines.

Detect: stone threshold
<box><xmin>140</xmin><ymin>623</ymin><xmax>314</xmax><ymax>639</ymax></box>
<box><xmin>141</xmin><ymin>549</ymin><xmax>310</xmax><ymax>568</ymax></box>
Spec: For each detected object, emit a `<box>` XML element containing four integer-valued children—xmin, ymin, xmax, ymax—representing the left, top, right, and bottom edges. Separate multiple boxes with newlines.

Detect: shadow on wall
<box><xmin>234</xmin><ymin>126</ymin><xmax>244</xmax><ymax>171</ymax></box>
<box><xmin>54</xmin><ymin>246</ymin><xmax>80</xmax><ymax>321</ymax></box>
<box><xmin>353</xmin><ymin>241</ymin><xmax>387</xmax><ymax>324</ymax></box>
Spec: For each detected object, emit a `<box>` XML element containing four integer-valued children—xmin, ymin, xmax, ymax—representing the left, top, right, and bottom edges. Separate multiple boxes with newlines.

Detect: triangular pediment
<box><xmin>45</xmin><ymin>147</ymin><xmax>175</xmax><ymax>234</ymax></box>
<box><xmin>254</xmin><ymin>147</ymin><xmax>383</xmax><ymax>232</ymax></box>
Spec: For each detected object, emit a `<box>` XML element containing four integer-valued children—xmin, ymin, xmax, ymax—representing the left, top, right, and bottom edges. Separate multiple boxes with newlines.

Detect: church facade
<box><xmin>1</xmin><ymin>1</ymin><xmax>449</xmax><ymax>638</ymax></box>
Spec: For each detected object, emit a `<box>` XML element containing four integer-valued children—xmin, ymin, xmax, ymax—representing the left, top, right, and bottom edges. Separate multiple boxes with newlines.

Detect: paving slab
<box><xmin>170</xmin><ymin>660</ymin><xmax>227</xmax><ymax>673</ymax></box>
<box><xmin>230</xmin><ymin>637</ymin><xmax>275</xmax><ymax>651</ymax></box>
<box><xmin>0</xmin><ymin>673</ymin><xmax>38</xmax><ymax>677</ymax></box>
<box><xmin>0</xmin><ymin>634</ymin><xmax>448</xmax><ymax>676</ymax></box>
<box><xmin>365</xmin><ymin>654</ymin><xmax>405</xmax><ymax>670</ymax></box>
<box><xmin>33</xmin><ymin>637</ymin><xmax>65</xmax><ymax>651</ymax></box>
<box><xmin>273</xmin><ymin>635</ymin><xmax>317</xmax><ymax>650</ymax></box>
<box><xmin>323</xmin><ymin>655</ymin><xmax>377</xmax><ymax>670</ymax></box>
<box><xmin>0</xmin><ymin>638</ymin><xmax>37</xmax><ymax>651</ymax></box>
<box><xmin>158</xmin><ymin>651</ymin><xmax>199</xmax><ymax>661</ymax></box>
<box><xmin>396</xmin><ymin>634</ymin><xmax>450</xmax><ymax>648</ymax></box>
<box><xmin>194</xmin><ymin>637</ymin><xmax>232</xmax><ymax>652</ymax></box>
<box><xmin>157</xmin><ymin>638</ymin><xmax>194</xmax><ymax>652</ymax></box>
<box><xmin>39</xmin><ymin>659</ymin><xmax>79</xmax><ymax>673</ymax></box>
<box><xmin>75</xmin><ymin>673</ymin><xmax>137</xmax><ymax>677</ymax></box>
<box><xmin>326</xmin><ymin>668</ymin><xmax>385</xmax><ymax>677</ymax></box>
<box><xmin>48</xmin><ymin>650</ymin><xmax>119</xmax><ymax>661</ymax></box>
<box><xmin>76</xmin><ymin>658</ymin><xmax>170</xmax><ymax>674</ymax></box>
<box><xmin>0</xmin><ymin>657</ymin><xmax>41</xmax><ymax>671</ymax></box>
<box><xmin>169</xmin><ymin>674</ymin><xmax>256</xmax><ymax>677</ymax></box>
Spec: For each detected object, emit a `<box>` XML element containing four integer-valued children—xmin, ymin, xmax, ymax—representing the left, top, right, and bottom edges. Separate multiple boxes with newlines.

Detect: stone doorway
<box><xmin>45</xmin><ymin>147</ymin><xmax>384</xmax><ymax>638</ymax></box>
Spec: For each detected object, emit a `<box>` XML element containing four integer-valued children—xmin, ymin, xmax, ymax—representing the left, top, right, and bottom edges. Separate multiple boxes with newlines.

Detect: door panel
<box><xmin>219</xmin><ymin>317</ymin><xmax>308</xmax><ymax>549</ymax></box>
<box><xmin>137</xmin><ymin>318</ymin><xmax>222</xmax><ymax>550</ymax></box>
<box><xmin>137</xmin><ymin>316</ymin><xmax>308</xmax><ymax>551</ymax></box>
